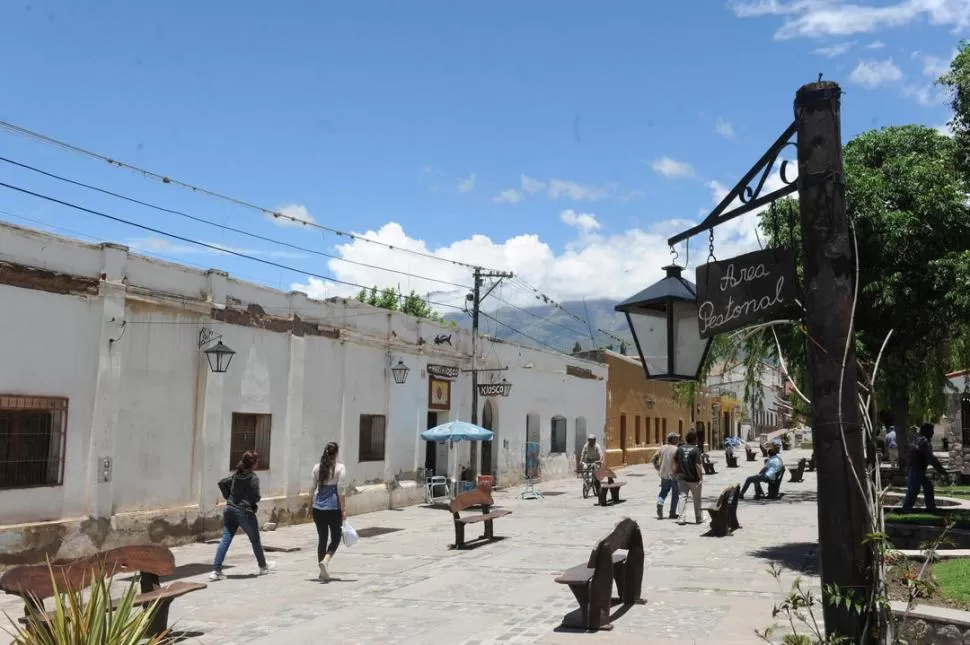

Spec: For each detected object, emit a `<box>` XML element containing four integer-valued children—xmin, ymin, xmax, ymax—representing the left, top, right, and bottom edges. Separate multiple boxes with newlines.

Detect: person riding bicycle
<box><xmin>580</xmin><ymin>434</ymin><xmax>603</xmax><ymax>468</ymax></box>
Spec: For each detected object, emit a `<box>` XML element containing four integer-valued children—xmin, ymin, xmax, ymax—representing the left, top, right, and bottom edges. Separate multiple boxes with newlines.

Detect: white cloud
<box><xmin>935</xmin><ymin>122</ymin><xmax>955</xmax><ymax>137</ymax></box>
<box><xmin>733</xmin><ymin>0</ymin><xmax>970</xmax><ymax>40</ymax></box>
<box><xmin>812</xmin><ymin>41</ymin><xmax>854</xmax><ymax>57</ymax></box>
<box><xmin>650</xmin><ymin>157</ymin><xmax>695</xmax><ymax>179</ymax></box>
<box><xmin>520</xmin><ymin>175</ymin><xmax>547</xmax><ymax>194</ymax></box>
<box><xmin>289</xmin><ymin>164</ymin><xmax>799</xmax><ymax>312</ymax></box>
<box><xmin>547</xmin><ymin>179</ymin><xmax>615</xmax><ymax>201</ymax></box>
<box><xmin>559</xmin><ymin>209</ymin><xmax>601</xmax><ymax>233</ymax></box>
<box><xmin>848</xmin><ymin>59</ymin><xmax>903</xmax><ymax>88</ymax></box>
<box><xmin>128</xmin><ymin>236</ymin><xmax>304</xmax><ymax>260</ymax></box>
<box><xmin>912</xmin><ymin>49</ymin><xmax>957</xmax><ymax>78</ymax></box>
<box><xmin>456</xmin><ymin>173</ymin><xmax>476</xmax><ymax>193</ymax></box>
<box><xmin>867</xmin><ymin>40</ymin><xmax>886</xmax><ymax>49</ymax></box>
<box><xmin>715</xmin><ymin>118</ymin><xmax>736</xmax><ymax>138</ymax></box>
<box><xmin>269</xmin><ymin>203</ymin><xmax>317</xmax><ymax>227</ymax></box>
<box><xmin>903</xmin><ymin>83</ymin><xmax>949</xmax><ymax>106</ymax></box>
<box><xmin>495</xmin><ymin>176</ymin><xmax>616</xmax><ymax>203</ymax></box>
<box><xmin>493</xmin><ymin>189</ymin><xmax>524</xmax><ymax>204</ymax></box>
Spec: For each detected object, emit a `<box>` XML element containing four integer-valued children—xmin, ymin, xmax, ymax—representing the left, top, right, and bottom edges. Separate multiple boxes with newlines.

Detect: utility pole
<box><xmin>795</xmin><ymin>80</ymin><xmax>872</xmax><ymax>643</ymax></box>
<box><xmin>469</xmin><ymin>267</ymin><xmax>514</xmax><ymax>427</ymax></box>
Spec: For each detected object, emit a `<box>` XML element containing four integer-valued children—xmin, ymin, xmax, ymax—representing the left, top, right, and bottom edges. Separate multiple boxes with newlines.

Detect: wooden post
<box><xmin>795</xmin><ymin>81</ymin><xmax>874</xmax><ymax>642</ymax></box>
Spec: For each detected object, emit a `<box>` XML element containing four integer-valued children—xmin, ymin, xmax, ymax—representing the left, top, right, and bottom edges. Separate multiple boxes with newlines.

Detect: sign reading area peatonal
<box><xmin>694</xmin><ymin>249</ymin><xmax>797</xmax><ymax>339</ymax></box>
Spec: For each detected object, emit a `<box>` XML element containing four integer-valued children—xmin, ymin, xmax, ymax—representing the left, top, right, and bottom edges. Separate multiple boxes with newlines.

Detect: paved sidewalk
<box><xmin>0</xmin><ymin>449</ymin><xmax>821</xmax><ymax>645</ymax></box>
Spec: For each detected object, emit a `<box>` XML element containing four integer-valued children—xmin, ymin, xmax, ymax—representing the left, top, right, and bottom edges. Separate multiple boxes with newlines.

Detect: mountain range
<box><xmin>445</xmin><ymin>297</ymin><xmax>636</xmax><ymax>355</ymax></box>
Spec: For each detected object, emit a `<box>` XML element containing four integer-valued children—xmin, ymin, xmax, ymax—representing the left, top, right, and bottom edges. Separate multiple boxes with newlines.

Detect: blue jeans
<box><xmin>657</xmin><ymin>477</ymin><xmax>679</xmax><ymax>516</ymax></box>
<box><xmin>901</xmin><ymin>469</ymin><xmax>936</xmax><ymax>513</ymax></box>
<box><xmin>741</xmin><ymin>474</ymin><xmax>770</xmax><ymax>498</ymax></box>
<box><xmin>213</xmin><ymin>505</ymin><xmax>267</xmax><ymax>572</ymax></box>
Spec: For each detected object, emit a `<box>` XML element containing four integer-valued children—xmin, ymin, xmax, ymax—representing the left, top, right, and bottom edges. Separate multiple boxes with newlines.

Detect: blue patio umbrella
<box><xmin>421</xmin><ymin>421</ymin><xmax>494</xmax><ymax>497</ymax></box>
<box><xmin>421</xmin><ymin>421</ymin><xmax>494</xmax><ymax>442</ymax></box>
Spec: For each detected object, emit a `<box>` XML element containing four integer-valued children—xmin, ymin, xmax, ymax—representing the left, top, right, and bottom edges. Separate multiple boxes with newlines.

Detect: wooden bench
<box><xmin>807</xmin><ymin>453</ymin><xmax>816</xmax><ymax>472</ymax></box>
<box><xmin>789</xmin><ymin>458</ymin><xmax>807</xmax><ymax>483</ymax></box>
<box><xmin>725</xmin><ymin>452</ymin><xmax>739</xmax><ymax>468</ymax></box>
<box><xmin>767</xmin><ymin>467</ymin><xmax>786</xmax><ymax>499</ymax></box>
<box><xmin>705</xmin><ymin>485</ymin><xmax>742</xmax><ymax>537</ymax></box>
<box><xmin>594</xmin><ymin>468</ymin><xmax>626</xmax><ymax>506</ymax></box>
<box><xmin>0</xmin><ymin>545</ymin><xmax>205</xmax><ymax>638</ymax></box>
<box><xmin>449</xmin><ymin>487</ymin><xmax>512</xmax><ymax>549</ymax></box>
<box><xmin>745</xmin><ymin>446</ymin><xmax>758</xmax><ymax>462</ymax></box>
<box><xmin>554</xmin><ymin>517</ymin><xmax>645</xmax><ymax>630</ymax></box>
<box><xmin>760</xmin><ymin>443</ymin><xmax>769</xmax><ymax>458</ymax></box>
<box><xmin>702</xmin><ymin>454</ymin><xmax>717</xmax><ymax>475</ymax></box>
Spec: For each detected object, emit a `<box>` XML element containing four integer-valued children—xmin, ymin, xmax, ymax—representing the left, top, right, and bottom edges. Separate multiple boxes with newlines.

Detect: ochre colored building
<box><xmin>575</xmin><ymin>350</ymin><xmax>714</xmax><ymax>468</ymax></box>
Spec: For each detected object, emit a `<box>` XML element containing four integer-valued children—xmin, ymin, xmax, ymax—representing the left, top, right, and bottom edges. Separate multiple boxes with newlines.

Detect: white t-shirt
<box><xmin>311</xmin><ymin>462</ymin><xmax>347</xmax><ymax>493</ymax></box>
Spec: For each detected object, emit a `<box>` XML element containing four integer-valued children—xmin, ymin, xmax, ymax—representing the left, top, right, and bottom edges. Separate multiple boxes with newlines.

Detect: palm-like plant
<box><xmin>2</xmin><ymin>564</ymin><xmax>173</xmax><ymax>645</ymax></box>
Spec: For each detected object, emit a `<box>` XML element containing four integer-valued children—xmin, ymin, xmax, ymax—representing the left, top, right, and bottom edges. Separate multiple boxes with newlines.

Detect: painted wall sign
<box><xmin>694</xmin><ymin>249</ymin><xmax>797</xmax><ymax>339</ymax></box>
<box><xmin>427</xmin><ymin>363</ymin><xmax>460</xmax><ymax>379</ymax></box>
<box><xmin>428</xmin><ymin>377</ymin><xmax>452</xmax><ymax>410</ymax></box>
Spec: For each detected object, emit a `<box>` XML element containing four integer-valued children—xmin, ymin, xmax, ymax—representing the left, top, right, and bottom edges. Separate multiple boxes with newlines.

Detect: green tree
<box><xmin>572</xmin><ymin>341</ymin><xmax>582</xmax><ymax>353</ymax></box>
<box><xmin>359</xmin><ymin>284</ymin><xmax>445</xmax><ymax>322</ymax></box>
<box><xmin>757</xmin><ymin>126</ymin><xmax>970</xmax><ymax>426</ymax></box>
<box><xmin>939</xmin><ymin>40</ymin><xmax>970</xmax><ymax>181</ymax></box>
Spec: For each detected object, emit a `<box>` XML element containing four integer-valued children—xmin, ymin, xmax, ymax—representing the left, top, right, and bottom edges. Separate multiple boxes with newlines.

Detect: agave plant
<box><xmin>2</xmin><ymin>564</ymin><xmax>173</xmax><ymax>645</ymax></box>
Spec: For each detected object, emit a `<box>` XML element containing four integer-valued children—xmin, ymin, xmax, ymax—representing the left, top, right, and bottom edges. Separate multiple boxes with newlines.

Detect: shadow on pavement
<box><xmin>749</xmin><ymin>541</ymin><xmax>819</xmax><ymax>575</ymax></box>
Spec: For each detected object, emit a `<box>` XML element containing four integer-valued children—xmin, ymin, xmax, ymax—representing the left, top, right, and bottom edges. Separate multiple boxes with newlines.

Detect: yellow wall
<box><xmin>602</xmin><ymin>353</ymin><xmax>713</xmax><ymax>467</ymax></box>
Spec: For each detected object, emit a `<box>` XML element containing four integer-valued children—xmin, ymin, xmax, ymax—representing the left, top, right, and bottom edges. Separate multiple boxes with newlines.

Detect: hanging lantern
<box><xmin>203</xmin><ymin>341</ymin><xmax>236</xmax><ymax>374</ymax></box>
<box><xmin>615</xmin><ymin>264</ymin><xmax>712</xmax><ymax>382</ymax></box>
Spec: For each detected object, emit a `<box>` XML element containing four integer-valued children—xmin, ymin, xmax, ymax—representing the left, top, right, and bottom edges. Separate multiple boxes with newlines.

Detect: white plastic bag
<box><xmin>341</xmin><ymin>521</ymin><xmax>359</xmax><ymax>548</ymax></box>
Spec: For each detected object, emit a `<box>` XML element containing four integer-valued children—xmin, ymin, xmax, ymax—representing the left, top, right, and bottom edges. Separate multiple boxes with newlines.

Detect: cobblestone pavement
<box><xmin>0</xmin><ymin>449</ymin><xmax>821</xmax><ymax>644</ymax></box>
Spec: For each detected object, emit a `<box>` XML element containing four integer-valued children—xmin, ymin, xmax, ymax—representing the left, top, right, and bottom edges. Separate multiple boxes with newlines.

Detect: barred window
<box><xmin>359</xmin><ymin>414</ymin><xmax>386</xmax><ymax>462</ymax></box>
<box><xmin>0</xmin><ymin>396</ymin><xmax>67</xmax><ymax>489</ymax></box>
<box><xmin>550</xmin><ymin>416</ymin><xmax>567</xmax><ymax>454</ymax></box>
<box><xmin>229</xmin><ymin>413</ymin><xmax>272</xmax><ymax>470</ymax></box>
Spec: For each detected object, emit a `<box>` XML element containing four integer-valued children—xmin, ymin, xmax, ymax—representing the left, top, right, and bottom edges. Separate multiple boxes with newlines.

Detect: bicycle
<box><xmin>581</xmin><ymin>461</ymin><xmax>602</xmax><ymax>499</ymax></box>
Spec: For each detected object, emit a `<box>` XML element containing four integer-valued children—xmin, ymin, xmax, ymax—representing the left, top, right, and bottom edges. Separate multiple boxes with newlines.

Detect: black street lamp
<box><xmin>390</xmin><ymin>360</ymin><xmax>410</xmax><ymax>385</ymax></box>
<box><xmin>203</xmin><ymin>341</ymin><xmax>236</xmax><ymax>374</ymax></box>
<box><xmin>615</xmin><ymin>264</ymin><xmax>712</xmax><ymax>382</ymax></box>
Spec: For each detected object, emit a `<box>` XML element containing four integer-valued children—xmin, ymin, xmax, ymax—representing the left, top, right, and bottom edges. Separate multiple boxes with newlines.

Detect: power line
<box><xmin>0</xmin><ymin>119</ymin><xmax>503</xmax><ymax>273</ymax></box>
<box><xmin>489</xmin><ymin>292</ymin><xmax>593</xmax><ymax>339</ymax></box>
<box><xmin>0</xmin><ymin>155</ymin><xmax>472</xmax><ymax>292</ymax></box>
<box><xmin>478</xmin><ymin>310</ymin><xmax>569</xmax><ymax>356</ymax></box>
<box><xmin>508</xmin><ymin>276</ymin><xmax>630</xmax><ymax>346</ymax></box>
<box><xmin>0</xmin><ymin>180</ymin><xmax>467</xmax><ymax>315</ymax></box>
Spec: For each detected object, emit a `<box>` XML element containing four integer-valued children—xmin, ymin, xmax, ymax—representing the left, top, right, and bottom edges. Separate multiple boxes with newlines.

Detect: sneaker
<box><xmin>209</xmin><ymin>571</ymin><xmax>224</xmax><ymax>581</ymax></box>
<box><xmin>656</xmin><ymin>504</ymin><xmax>663</xmax><ymax>520</ymax></box>
<box><xmin>259</xmin><ymin>561</ymin><xmax>276</xmax><ymax>576</ymax></box>
<box><xmin>318</xmin><ymin>560</ymin><xmax>330</xmax><ymax>581</ymax></box>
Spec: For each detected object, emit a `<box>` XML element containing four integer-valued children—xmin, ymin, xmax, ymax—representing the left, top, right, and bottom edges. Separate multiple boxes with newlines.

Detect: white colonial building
<box><xmin>0</xmin><ymin>222</ymin><xmax>606</xmax><ymax>563</ymax></box>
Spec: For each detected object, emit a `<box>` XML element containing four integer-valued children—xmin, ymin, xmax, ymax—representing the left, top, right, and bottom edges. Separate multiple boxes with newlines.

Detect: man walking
<box><xmin>676</xmin><ymin>430</ymin><xmax>703</xmax><ymax>525</ymax></box>
<box><xmin>884</xmin><ymin>425</ymin><xmax>898</xmax><ymax>469</ymax></box>
<box><xmin>739</xmin><ymin>445</ymin><xmax>784</xmax><ymax>499</ymax></box>
<box><xmin>652</xmin><ymin>432</ymin><xmax>681</xmax><ymax>520</ymax></box>
<box><xmin>901</xmin><ymin>423</ymin><xmax>948</xmax><ymax>513</ymax></box>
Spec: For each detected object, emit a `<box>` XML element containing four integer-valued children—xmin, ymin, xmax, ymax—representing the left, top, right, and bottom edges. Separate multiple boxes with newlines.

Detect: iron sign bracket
<box><xmin>668</xmin><ymin>121</ymin><xmax>798</xmax><ymax>248</ymax></box>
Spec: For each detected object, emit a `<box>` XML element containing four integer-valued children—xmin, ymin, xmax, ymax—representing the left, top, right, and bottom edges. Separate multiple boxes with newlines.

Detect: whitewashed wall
<box><xmin>0</xmin><ymin>222</ymin><xmax>605</xmax><ymax>562</ymax></box>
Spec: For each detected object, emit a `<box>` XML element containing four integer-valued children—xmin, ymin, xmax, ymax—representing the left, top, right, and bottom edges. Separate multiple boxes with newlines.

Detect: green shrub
<box><xmin>2</xmin><ymin>564</ymin><xmax>173</xmax><ymax>645</ymax></box>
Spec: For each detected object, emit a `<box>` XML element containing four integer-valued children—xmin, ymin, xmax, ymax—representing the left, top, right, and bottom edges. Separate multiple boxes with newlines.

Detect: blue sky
<box><xmin>0</xmin><ymin>0</ymin><xmax>963</xmax><ymax>312</ymax></box>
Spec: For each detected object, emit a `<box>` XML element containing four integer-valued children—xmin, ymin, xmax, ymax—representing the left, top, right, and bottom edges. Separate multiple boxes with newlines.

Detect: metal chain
<box><xmin>707</xmin><ymin>229</ymin><xmax>717</xmax><ymax>263</ymax></box>
<box><xmin>669</xmin><ymin>244</ymin><xmax>679</xmax><ymax>265</ymax></box>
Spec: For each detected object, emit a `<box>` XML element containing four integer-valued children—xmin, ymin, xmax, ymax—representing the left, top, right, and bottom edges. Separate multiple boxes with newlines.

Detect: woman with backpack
<box><xmin>310</xmin><ymin>442</ymin><xmax>347</xmax><ymax>581</ymax></box>
<box><xmin>210</xmin><ymin>450</ymin><xmax>273</xmax><ymax>580</ymax></box>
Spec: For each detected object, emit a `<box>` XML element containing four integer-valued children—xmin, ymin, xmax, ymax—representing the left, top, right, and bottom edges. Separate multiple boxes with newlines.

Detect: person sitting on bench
<box><xmin>739</xmin><ymin>445</ymin><xmax>784</xmax><ymax>500</ymax></box>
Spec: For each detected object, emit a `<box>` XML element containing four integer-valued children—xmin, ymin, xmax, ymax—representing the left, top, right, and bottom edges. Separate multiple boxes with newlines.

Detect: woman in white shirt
<box><xmin>310</xmin><ymin>442</ymin><xmax>347</xmax><ymax>581</ymax></box>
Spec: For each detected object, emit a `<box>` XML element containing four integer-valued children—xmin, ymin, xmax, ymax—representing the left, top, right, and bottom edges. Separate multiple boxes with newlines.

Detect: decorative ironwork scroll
<box><xmin>668</xmin><ymin>122</ymin><xmax>798</xmax><ymax>247</ymax></box>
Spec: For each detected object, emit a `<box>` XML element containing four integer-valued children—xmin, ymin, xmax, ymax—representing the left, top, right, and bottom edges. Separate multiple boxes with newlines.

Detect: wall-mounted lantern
<box><xmin>390</xmin><ymin>360</ymin><xmax>410</xmax><ymax>385</ymax></box>
<box><xmin>643</xmin><ymin>396</ymin><xmax>656</xmax><ymax>410</ymax></box>
<box><xmin>199</xmin><ymin>327</ymin><xmax>235</xmax><ymax>374</ymax></box>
